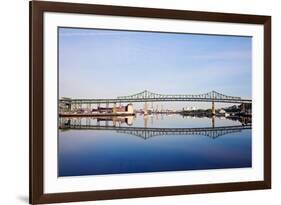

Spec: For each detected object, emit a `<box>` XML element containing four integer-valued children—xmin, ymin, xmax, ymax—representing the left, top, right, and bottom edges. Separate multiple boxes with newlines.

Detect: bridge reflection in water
<box><xmin>59</xmin><ymin>118</ymin><xmax>251</xmax><ymax>139</ymax></box>
<box><xmin>58</xmin><ymin>114</ymin><xmax>252</xmax><ymax>176</ymax></box>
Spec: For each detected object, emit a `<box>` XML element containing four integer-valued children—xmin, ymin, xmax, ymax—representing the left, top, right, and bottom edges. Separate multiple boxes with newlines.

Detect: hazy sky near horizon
<box><xmin>59</xmin><ymin>27</ymin><xmax>252</xmax><ymax>103</ymax></box>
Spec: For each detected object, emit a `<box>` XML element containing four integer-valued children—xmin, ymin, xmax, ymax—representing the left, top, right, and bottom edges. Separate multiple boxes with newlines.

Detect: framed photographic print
<box><xmin>30</xmin><ymin>1</ymin><xmax>271</xmax><ymax>204</ymax></box>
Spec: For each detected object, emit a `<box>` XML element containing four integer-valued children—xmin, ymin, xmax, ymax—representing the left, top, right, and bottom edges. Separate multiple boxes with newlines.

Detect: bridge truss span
<box><xmin>118</xmin><ymin>90</ymin><xmax>242</xmax><ymax>101</ymax></box>
<box><xmin>60</xmin><ymin>90</ymin><xmax>252</xmax><ymax>104</ymax></box>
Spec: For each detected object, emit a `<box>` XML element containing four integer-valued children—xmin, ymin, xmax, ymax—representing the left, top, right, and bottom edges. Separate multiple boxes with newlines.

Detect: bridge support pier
<box><xmin>212</xmin><ymin>101</ymin><xmax>215</xmax><ymax>115</ymax></box>
<box><xmin>144</xmin><ymin>102</ymin><xmax>148</xmax><ymax>115</ymax></box>
<box><xmin>112</xmin><ymin>103</ymin><xmax>117</xmax><ymax>114</ymax></box>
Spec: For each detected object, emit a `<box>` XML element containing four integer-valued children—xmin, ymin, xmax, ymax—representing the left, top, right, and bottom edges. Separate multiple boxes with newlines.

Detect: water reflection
<box><xmin>58</xmin><ymin>114</ymin><xmax>252</xmax><ymax>176</ymax></box>
<box><xmin>60</xmin><ymin>114</ymin><xmax>251</xmax><ymax>128</ymax></box>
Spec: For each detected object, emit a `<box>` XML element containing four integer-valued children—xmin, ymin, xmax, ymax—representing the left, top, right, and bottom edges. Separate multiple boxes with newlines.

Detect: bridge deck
<box><xmin>60</xmin><ymin>98</ymin><xmax>252</xmax><ymax>104</ymax></box>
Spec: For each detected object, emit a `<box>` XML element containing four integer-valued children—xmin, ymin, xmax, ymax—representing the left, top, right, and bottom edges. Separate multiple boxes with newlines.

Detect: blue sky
<box><xmin>59</xmin><ymin>27</ymin><xmax>252</xmax><ymax>108</ymax></box>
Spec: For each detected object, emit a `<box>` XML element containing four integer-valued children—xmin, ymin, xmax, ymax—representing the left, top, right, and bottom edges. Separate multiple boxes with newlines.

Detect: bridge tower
<box><xmin>212</xmin><ymin>100</ymin><xmax>215</xmax><ymax>115</ymax></box>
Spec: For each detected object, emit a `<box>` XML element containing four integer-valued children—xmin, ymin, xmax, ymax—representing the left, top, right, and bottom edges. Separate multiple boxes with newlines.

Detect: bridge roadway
<box><xmin>60</xmin><ymin>124</ymin><xmax>252</xmax><ymax>139</ymax></box>
<box><xmin>59</xmin><ymin>90</ymin><xmax>252</xmax><ymax>105</ymax></box>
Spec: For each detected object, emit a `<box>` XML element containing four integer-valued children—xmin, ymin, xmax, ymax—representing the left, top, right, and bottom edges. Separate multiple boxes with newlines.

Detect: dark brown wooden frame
<box><xmin>30</xmin><ymin>0</ymin><xmax>271</xmax><ymax>204</ymax></box>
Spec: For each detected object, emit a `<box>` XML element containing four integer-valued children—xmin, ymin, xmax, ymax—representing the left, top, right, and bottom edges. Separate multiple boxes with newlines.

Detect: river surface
<box><xmin>58</xmin><ymin>114</ymin><xmax>252</xmax><ymax>177</ymax></box>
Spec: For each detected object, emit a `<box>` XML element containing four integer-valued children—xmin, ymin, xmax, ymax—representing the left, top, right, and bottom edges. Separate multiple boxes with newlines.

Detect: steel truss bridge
<box><xmin>60</xmin><ymin>90</ymin><xmax>252</xmax><ymax>105</ymax></box>
<box><xmin>60</xmin><ymin>124</ymin><xmax>251</xmax><ymax>140</ymax></box>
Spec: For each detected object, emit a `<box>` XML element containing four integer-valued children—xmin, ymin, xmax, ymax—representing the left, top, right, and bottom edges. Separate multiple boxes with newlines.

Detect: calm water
<box><xmin>58</xmin><ymin>114</ymin><xmax>252</xmax><ymax>177</ymax></box>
